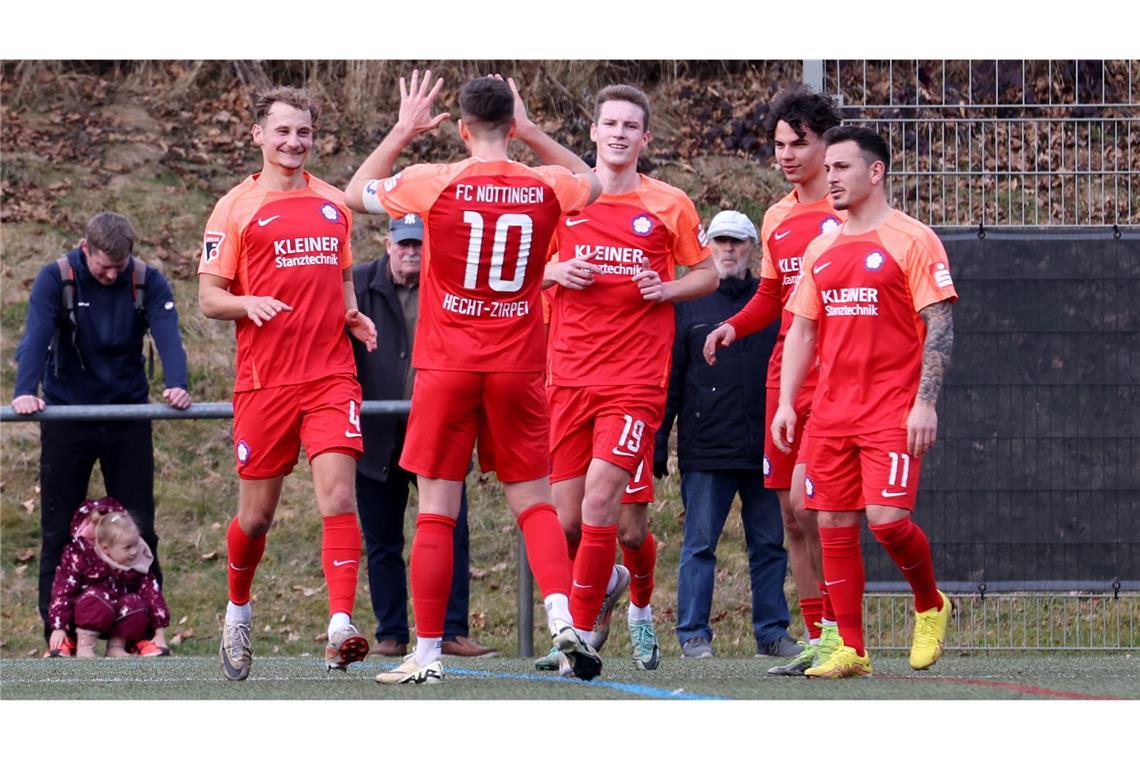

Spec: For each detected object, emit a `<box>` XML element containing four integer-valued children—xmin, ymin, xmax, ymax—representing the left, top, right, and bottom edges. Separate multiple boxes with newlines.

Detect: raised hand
<box><xmin>397</xmin><ymin>69</ymin><xmax>451</xmax><ymax>136</ymax></box>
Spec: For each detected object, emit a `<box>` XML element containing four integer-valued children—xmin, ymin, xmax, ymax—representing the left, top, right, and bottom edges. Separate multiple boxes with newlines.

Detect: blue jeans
<box><xmin>355</xmin><ymin>469</ymin><xmax>470</xmax><ymax>642</ymax></box>
<box><xmin>675</xmin><ymin>469</ymin><xmax>790</xmax><ymax>647</ymax></box>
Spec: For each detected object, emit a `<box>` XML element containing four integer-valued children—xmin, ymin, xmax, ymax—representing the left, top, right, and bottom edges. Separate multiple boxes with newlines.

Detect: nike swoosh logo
<box><xmin>625</xmin><ymin>485</ymin><xmax>648</xmax><ymax>494</ymax></box>
<box><xmin>634</xmin><ymin>573</ymin><xmax>652</xmax><ymax>580</ymax></box>
<box><xmin>824</xmin><ymin>579</ymin><xmax>846</xmax><ymax>586</ymax></box>
<box><xmin>610</xmin><ymin>448</ymin><xmax>636</xmax><ymax>458</ymax></box>
<box><xmin>572</xmin><ymin>580</ymin><xmax>593</xmax><ymax>589</ymax></box>
<box><xmin>229</xmin><ymin>564</ymin><xmax>249</xmax><ymax>572</ymax></box>
<box><xmin>881</xmin><ymin>489</ymin><xmax>908</xmax><ymax>498</ymax></box>
<box><xmin>257</xmin><ymin>215</ymin><xmax>281</xmax><ymax>227</ymax></box>
<box><xmin>901</xmin><ymin>561</ymin><xmax>922</xmax><ymax>571</ymax></box>
<box><xmin>813</xmin><ymin>262</ymin><xmax>833</xmax><ymax>275</ymax></box>
<box><xmin>774</xmin><ymin>230</ymin><xmax>792</xmax><ymax>240</ymax></box>
<box><xmin>345</xmin><ymin>430</ymin><xmax>362</xmax><ymax>438</ymax></box>
<box><xmin>332</xmin><ymin>559</ymin><xmax>357</xmax><ymax>567</ymax></box>
<box><xmin>565</xmin><ymin>218</ymin><xmax>590</xmax><ymax>227</ymax></box>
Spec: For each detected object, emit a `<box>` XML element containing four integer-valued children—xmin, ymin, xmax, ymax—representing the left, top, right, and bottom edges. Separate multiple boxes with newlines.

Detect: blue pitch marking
<box><xmin>363</xmin><ymin>661</ymin><xmax>727</xmax><ymax>700</ymax></box>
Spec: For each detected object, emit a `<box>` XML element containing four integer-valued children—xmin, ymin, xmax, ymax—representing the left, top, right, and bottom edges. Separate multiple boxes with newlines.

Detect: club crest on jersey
<box><xmin>631</xmin><ymin>214</ymin><xmax>654</xmax><ymax>236</ymax></box>
<box><xmin>763</xmin><ymin>455</ymin><xmax>772</xmax><ymax>478</ymax></box>
<box><xmin>804</xmin><ymin>475</ymin><xmax>816</xmax><ymax>498</ymax></box>
<box><xmin>821</xmin><ymin>217</ymin><xmax>841</xmax><ymax>235</ymax></box>
<box><xmin>864</xmin><ymin>251</ymin><xmax>885</xmax><ymax>271</ymax></box>
<box><xmin>202</xmin><ymin>231</ymin><xmax>225</xmax><ymax>264</ymax></box>
<box><xmin>932</xmin><ymin>261</ymin><xmax>955</xmax><ymax>288</ymax></box>
<box><xmin>319</xmin><ymin>203</ymin><xmax>341</xmax><ymax>223</ymax></box>
<box><xmin>236</xmin><ymin>440</ymin><xmax>251</xmax><ymax>465</ymax></box>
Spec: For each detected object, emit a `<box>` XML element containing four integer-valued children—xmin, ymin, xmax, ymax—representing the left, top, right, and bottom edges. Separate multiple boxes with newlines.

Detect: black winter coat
<box><xmin>654</xmin><ymin>272</ymin><xmax>779</xmax><ymax>474</ymax></box>
<box><xmin>351</xmin><ymin>256</ymin><xmax>413</xmax><ymax>482</ymax></box>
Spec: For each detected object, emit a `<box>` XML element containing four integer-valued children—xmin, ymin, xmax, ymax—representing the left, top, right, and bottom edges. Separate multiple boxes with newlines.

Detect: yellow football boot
<box><xmin>804</xmin><ymin>644</ymin><xmax>873</xmax><ymax>678</ymax></box>
<box><xmin>910</xmin><ymin>590</ymin><xmax>953</xmax><ymax>670</ymax></box>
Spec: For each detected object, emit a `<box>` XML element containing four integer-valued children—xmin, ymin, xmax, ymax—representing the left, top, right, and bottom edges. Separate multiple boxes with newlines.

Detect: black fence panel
<box><xmin>865</xmin><ymin>229</ymin><xmax>1139</xmax><ymax>591</ymax></box>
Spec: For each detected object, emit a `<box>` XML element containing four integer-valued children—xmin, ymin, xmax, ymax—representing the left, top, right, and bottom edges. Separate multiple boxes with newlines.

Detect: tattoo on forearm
<box><xmin>918</xmin><ymin>300</ymin><xmax>954</xmax><ymax>403</ymax></box>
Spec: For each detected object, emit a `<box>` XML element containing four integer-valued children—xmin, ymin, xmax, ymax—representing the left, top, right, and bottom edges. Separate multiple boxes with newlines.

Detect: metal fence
<box><xmin>805</xmin><ymin>60</ymin><xmax>1140</xmax><ymax>228</ymax></box>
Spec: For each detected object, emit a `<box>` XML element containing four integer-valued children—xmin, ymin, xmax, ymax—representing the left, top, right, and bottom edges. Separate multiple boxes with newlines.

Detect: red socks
<box><xmin>409</xmin><ymin>513</ymin><xmax>455</xmax><ymax>639</ymax></box>
<box><xmin>799</xmin><ymin>596</ymin><xmax>824</xmax><ymax>640</ymax></box>
<box><xmin>870</xmin><ymin>517</ymin><xmax>942</xmax><ymax>613</ymax></box>
<box><xmin>819</xmin><ymin>582</ymin><xmax>836</xmax><ymax>622</ymax></box>
<box><xmin>517</xmin><ymin>503</ymin><xmax>571</xmax><ymax>597</ymax></box>
<box><xmin>226</xmin><ymin>517</ymin><xmax>266</xmax><ymax>605</ymax></box>
<box><xmin>569</xmin><ymin>523</ymin><xmax>617</xmax><ymax>630</ymax></box>
<box><xmin>819</xmin><ymin>524</ymin><xmax>866</xmax><ymax>656</ymax></box>
<box><xmin>321</xmin><ymin>513</ymin><xmax>362</xmax><ymax>617</ymax></box>
<box><xmin>620</xmin><ymin>531</ymin><xmax>656</xmax><ymax>607</ymax></box>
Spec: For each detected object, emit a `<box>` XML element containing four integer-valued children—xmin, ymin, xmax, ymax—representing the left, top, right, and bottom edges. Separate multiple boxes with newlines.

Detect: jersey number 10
<box><xmin>462</xmin><ymin>211</ymin><xmax>533</xmax><ymax>293</ymax></box>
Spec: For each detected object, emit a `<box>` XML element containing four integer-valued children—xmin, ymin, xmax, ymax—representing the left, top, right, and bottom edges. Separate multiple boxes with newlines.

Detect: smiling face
<box><xmin>825</xmin><ymin>140</ymin><xmax>884</xmax><ymax>211</ymax></box>
<box><xmin>591</xmin><ymin>99</ymin><xmax>650</xmax><ymax>170</ymax></box>
<box><xmin>773</xmin><ymin>119</ymin><xmax>827</xmax><ymax>188</ymax></box>
<box><xmin>252</xmin><ymin>102</ymin><xmax>313</xmax><ymax>174</ymax></box>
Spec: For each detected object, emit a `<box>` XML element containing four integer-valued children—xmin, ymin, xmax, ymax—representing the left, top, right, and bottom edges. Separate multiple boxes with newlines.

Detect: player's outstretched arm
<box><xmin>908</xmin><ymin>299</ymin><xmax>954</xmax><ymax>458</ymax></box>
<box><xmin>773</xmin><ymin>315</ymin><xmax>817</xmax><ymax>453</ymax></box>
<box><xmin>199</xmin><ymin>273</ymin><xmax>292</xmax><ymax>327</ymax></box>
<box><xmin>345</xmin><ymin>69</ymin><xmax>450</xmax><ymax>213</ymax></box>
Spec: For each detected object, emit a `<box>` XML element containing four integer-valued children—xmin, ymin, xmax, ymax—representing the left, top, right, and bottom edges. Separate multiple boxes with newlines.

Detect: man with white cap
<box><xmin>654</xmin><ymin>209</ymin><xmax>801</xmax><ymax>659</ymax></box>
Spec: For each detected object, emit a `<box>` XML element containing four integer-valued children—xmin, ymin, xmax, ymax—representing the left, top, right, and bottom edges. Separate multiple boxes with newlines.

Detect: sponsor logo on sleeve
<box><xmin>383</xmin><ymin>173</ymin><xmax>401</xmax><ymax>192</ymax></box>
<box><xmin>696</xmin><ymin>221</ymin><xmax>708</xmax><ymax>247</ymax></box>
<box><xmin>631</xmin><ymin>214</ymin><xmax>654</xmax><ymax>236</ymax></box>
<box><xmin>932</xmin><ymin>262</ymin><xmax>955</xmax><ymax>288</ymax></box>
<box><xmin>202</xmin><ymin>231</ymin><xmax>225</xmax><ymax>264</ymax></box>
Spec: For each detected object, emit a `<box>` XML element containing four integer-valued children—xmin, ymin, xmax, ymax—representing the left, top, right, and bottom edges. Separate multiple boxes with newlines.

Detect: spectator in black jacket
<box><xmin>654</xmin><ymin>210</ymin><xmax>799</xmax><ymax>659</ymax></box>
<box><xmin>12</xmin><ymin>211</ymin><xmax>191</xmax><ymax>651</ymax></box>
<box><xmin>351</xmin><ymin>214</ymin><xmax>496</xmax><ymax>658</ymax></box>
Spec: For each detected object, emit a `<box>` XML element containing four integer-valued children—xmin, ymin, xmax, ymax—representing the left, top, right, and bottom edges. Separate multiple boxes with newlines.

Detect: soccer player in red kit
<box><xmin>703</xmin><ymin>86</ymin><xmax>845</xmax><ymax>675</ymax></box>
<box><xmin>344</xmin><ymin>71</ymin><xmax>602</xmax><ymax>684</ymax></box>
<box><xmin>543</xmin><ymin>84</ymin><xmax>718</xmax><ymax>673</ymax></box>
<box><xmin>774</xmin><ymin>126</ymin><xmax>957</xmax><ymax>678</ymax></box>
<box><xmin>199</xmin><ymin>87</ymin><xmax>379</xmax><ymax>681</ymax></box>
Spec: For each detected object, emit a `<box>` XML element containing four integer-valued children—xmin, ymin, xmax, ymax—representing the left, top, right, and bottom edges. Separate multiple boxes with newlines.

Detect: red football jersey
<box><xmin>787</xmin><ymin>209</ymin><xmax>958</xmax><ymax>435</ymax></box>
<box><xmin>758</xmin><ymin>191</ymin><xmax>844</xmax><ymax>390</ymax></box>
<box><xmin>363</xmin><ymin>158</ymin><xmax>593</xmax><ymax>372</ymax></box>
<box><xmin>546</xmin><ymin>175</ymin><xmax>710</xmax><ymax>388</ymax></box>
<box><xmin>199</xmin><ymin>172</ymin><xmax>355</xmax><ymax>392</ymax></box>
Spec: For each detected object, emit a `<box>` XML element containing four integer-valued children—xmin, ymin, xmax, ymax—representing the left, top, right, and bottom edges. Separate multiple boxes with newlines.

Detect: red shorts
<box><xmin>548</xmin><ymin>384</ymin><xmax>666</xmax><ymax>485</ymax></box>
<box><xmin>800</xmin><ymin>428</ymin><xmax>923</xmax><ymax>511</ymax></box>
<box><xmin>764</xmin><ymin>387</ymin><xmax>813</xmax><ymax>490</ymax></box>
<box><xmin>232</xmin><ymin>374</ymin><xmax>363</xmax><ymax>480</ymax></box>
<box><xmin>620</xmin><ymin>442</ymin><xmax>654</xmax><ymax>504</ymax></box>
<box><xmin>400</xmin><ymin>369</ymin><xmax>550</xmax><ymax>483</ymax></box>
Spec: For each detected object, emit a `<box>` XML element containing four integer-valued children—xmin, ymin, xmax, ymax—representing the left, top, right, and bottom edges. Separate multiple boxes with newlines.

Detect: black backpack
<box><xmin>50</xmin><ymin>255</ymin><xmax>153</xmax><ymax>378</ymax></box>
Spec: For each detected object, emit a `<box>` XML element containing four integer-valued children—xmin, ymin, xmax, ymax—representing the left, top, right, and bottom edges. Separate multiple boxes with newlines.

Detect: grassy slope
<box><xmin>0</xmin><ymin>64</ymin><xmax>796</xmax><ymax>658</ymax></box>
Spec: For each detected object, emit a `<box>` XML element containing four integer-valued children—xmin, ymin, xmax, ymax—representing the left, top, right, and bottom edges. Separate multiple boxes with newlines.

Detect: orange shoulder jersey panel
<box><xmin>635</xmin><ymin>175</ymin><xmax>710</xmax><ymax>268</ymax></box>
<box><xmin>199</xmin><ymin>173</ymin><xmax>356</xmax><ymax>391</ymax></box>
<box><xmin>876</xmin><ymin>209</ymin><xmax>958</xmax><ymax>312</ymax></box>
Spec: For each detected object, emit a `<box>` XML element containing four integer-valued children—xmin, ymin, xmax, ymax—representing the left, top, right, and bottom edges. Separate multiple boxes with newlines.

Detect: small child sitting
<box><xmin>48</xmin><ymin>497</ymin><xmax>171</xmax><ymax>657</ymax></box>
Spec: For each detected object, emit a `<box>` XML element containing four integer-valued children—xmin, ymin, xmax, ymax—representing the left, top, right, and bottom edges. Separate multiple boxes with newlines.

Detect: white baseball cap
<box><xmin>706</xmin><ymin>210</ymin><xmax>758</xmax><ymax>243</ymax></box>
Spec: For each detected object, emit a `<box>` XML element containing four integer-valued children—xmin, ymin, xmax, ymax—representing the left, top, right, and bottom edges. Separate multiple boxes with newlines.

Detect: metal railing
<box><xmin>804</xmin><ymin>60</ymin><xmax>1140</xmax><ymax>228</ymax></box>
<box><xmin>1</xmin><ymin>400</ymin><xmax>541</xmax><ymax>657</ymax></box>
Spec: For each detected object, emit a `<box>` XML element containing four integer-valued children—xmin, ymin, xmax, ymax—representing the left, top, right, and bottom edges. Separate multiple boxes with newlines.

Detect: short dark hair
<box><xmin>594</xmin><ymin>84</ymin><xmax>651</xmax><ymax>131</ymax></box>
<box><xmin>458</xmin><ymin>78</ymin><xmax>515</xmax><ymax>136</ymax></box>
<box><xmin>253</xmin><ymin>86</ymin><xmax>320</xmax><ymax>125</ymax></box>
<box><xmin>766</xmin><ymin>84</ymin><xmax>842</xmax><ymax>141</ymax></box>
<box><xmin>84</xmin><ymin>212</ymin><xmax>134</xmax><ymax>261</ymax></box>
<box><xmin>823</xmin><ymin>125</ymin><xmax>891</xmax><ymax>176</ymax></box>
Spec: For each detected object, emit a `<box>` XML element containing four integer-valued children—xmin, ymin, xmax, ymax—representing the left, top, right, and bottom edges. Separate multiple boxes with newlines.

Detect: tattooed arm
<box><xmin>907</xmin><ymin>299</ymin><xmax>955</xmax><ymax>457</ymax></box>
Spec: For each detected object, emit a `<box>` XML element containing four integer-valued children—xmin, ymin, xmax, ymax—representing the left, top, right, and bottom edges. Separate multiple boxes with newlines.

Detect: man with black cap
<box><xmin>654</xmin><ymin>209</ymin><xmax>800</xmax><ymax>660</ymax></box>
<box><xmin>351</xmin><ymin>212</ymin><xmax>496</xmax><ymax>659</ymax></box>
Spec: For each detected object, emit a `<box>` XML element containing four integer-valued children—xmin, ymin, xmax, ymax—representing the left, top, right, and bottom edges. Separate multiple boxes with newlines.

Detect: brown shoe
<box><xmin>373</xmin><ymin>639</ymin><xmax>407</xmax><ymax>658</ymax></box>
<box><xmin>442</xmin><ymin>635</ymin><xmax>498</xmax><ymax>658</ymax></box>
